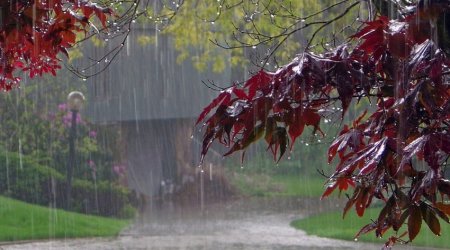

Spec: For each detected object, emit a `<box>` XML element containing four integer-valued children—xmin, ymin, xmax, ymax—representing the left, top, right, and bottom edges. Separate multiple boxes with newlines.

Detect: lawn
<box><xmin>230</xmin><ymin>172</ymin><xmax>327</xmax><ymax>197</ymax></box>
<box><xmin>291</xmin><ymin>207</ymin><xmax>450</xmax><ymax>249</ymax></box>
<box><xmin>0</xmin><ymin>196</ymin><xmax>131</xmax><ymax>241</ymax></box>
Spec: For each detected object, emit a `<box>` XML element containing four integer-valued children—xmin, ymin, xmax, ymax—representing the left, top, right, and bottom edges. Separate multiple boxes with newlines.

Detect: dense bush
<box><xmin>0</xmin><ymin>151</ymin><xmax>135</xmax><ymax>218</ymax></box>
<box><xmin>71</xmin><ymin>179</ymin><xmax>135</xmax><ymax>218</ymax></box>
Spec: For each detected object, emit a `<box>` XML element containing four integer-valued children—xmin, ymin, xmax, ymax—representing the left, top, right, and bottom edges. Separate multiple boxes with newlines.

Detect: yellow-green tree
<box><xmin>140</xmin><ymin>0</ymin><xmax>361</xmax><ymax>75</ymax></box>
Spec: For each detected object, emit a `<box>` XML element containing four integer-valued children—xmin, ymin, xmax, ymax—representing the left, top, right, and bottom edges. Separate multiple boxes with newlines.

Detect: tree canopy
<box><xmin>197</xmin><ymin>0</ymin><xmax>450</xmax><ymax>248</ymax></box>
<box><xmin>0</xmin><ymin>0</ymin><xmax>359</xmax><ymax>88</ymax></box>
<box><xmin>0</xmin><ymin>0</ymin><xmax>116</xmax><ymax>89</ymax></box>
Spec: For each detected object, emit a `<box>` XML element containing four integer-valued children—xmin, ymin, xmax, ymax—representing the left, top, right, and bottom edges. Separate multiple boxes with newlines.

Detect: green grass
<box><xmin>291</xmin><ymin>207</ymin><xmax>450</xmax><ymax>249</ymax></box>
<box><xmin>271</xmin><ymin>175</ymin><xmax>326</xmax><ymax>197</ymax></box>
<box><xmin>230</xmin><ymin>172</ymin><xmax>327</xmax><ymax>197</ymax></box>
<box><xmin>0</xmin><ymin>196</ymin><xmax>131</xmax><ymax>241</ymax></box>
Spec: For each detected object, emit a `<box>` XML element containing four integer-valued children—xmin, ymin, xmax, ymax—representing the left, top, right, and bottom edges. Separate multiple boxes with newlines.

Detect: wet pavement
<box><xmin>0</xmin><ymin>197</ymin><xmax>438</xmax><ymax>250</ymax></box>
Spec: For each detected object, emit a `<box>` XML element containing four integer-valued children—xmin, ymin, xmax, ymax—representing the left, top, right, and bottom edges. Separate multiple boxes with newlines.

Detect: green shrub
<box><xmin>0</xmin><ymin>151</ymin><xmax>135</xmax><ymax>218</ymax></box>
<box><xmin>119</xmin><ymin>204</ymin><xmax>137</xmax><ymax>219</ymax></box>
<box><xmin>71</xmin><ymin>180</ymin><xmax>136</xmax><ymax>218</ymax></box>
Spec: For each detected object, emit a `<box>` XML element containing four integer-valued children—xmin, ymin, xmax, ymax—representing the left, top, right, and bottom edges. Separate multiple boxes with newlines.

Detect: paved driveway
<box><xmin>0</xmin><ymin>198</ymin><xmax>437</xmax><ymax>250</ymax></box>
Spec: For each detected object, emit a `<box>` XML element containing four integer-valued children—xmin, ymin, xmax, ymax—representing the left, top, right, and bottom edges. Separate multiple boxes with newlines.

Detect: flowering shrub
<box><xmin>45</xmin><ymin>102</ymin><xmax>119</xmax><ymax>182</ymax></box>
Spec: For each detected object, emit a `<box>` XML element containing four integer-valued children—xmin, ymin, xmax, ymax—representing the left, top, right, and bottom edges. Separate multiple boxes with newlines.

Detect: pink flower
<box><xmin>88</xmin><ymin>160</ymin><xmax>96</xmax><ymax>170</ymax></box>
<box><xmin>113</xmin><ymin>164</ymin><xmax>127</xmax><ymax>176</ymax></box>
<box><xmin>89</xmin><ymin>130</ymin><xmax>97</xmax><ymax>138</ymax></box>
<box><xmin>58</xmin><ymin>103</ymin><xmax>67</xmax><ymax>111</ymax></box>
<box><xmin>62</xmin><ymin>112</ymin><xmax>84</xmax><ymax>127</ymax></box>
<box><xmin>62</xmin><ymin>113</ymin><xmax>72</xmax><ymax>126</ymax></box>
<box><xmin>88</xmin><ymin>160</ymin><xmax>95</xmax><ymax>168</ymax></box>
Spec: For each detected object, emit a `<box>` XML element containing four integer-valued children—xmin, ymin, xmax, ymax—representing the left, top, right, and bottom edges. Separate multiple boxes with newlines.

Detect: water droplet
<box><xmin>252</xmin><ymin>45</ymin><xmax>257</xmax><ymax>49</ymax></box>
<box><xmin>211</xmin><ymin>21</ymin><xmax>215</xmax><ymax>25</ymax></box>
<box><xmin>354</xmin><ymin>238</ymin><xmax>358</xmax><ymax>242</ymax></box>
<box><xmin>301</xmin><ymin>19</ymin><xmax>306</xmax><ymax>23</ymax></box>
<box><xmin>287</xmin><ymin>156</ymin><xmax>291</xmax><ymax>160</ymax></box>
<box><xmin>305</xmin><ymin>143</ymin><xmax>309</xmax><ymax>146</ymax></box>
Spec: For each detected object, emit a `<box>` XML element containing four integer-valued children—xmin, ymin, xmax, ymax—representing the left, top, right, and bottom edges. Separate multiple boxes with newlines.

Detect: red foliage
<box><xmin>0</xmin><ymin>0</ymin><xmax>112</xmax><ymax>90</ymax></box>
<box><xmin>198</xmin><ymin>3</ymin><xmax>450</xmax><ymax>246</ymax></box>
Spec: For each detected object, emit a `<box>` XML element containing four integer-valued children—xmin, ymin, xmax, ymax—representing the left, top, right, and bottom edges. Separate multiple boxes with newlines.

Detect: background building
<box><xmin>84</xmin><ymin>27</ymin><xmax>232</xmax><ymax>198</ymax></box>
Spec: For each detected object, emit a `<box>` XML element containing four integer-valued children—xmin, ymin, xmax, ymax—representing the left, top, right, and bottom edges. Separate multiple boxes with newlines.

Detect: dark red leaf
<box><xmin>420</xmin><ymin>202</ymin><xmax>441</xmax><ymax>236</ymax></box>
<box><xmin>288</xmin><ymin>107</ymin><xmax>305</xmax><ymax>148</ymax></box>
<box><xmin>196</xmin><ymin>91</ymin><xmax>230</xmax><ymax>125</ymax></box>
<box><xmin>355</xmin><ymin>222</ymin><xmax>377</xmax><ymax>239</ymax></box>
<box><xmin>435</xmin><ymin>202</ymin><xmax>450</xmax><ymax>217</ymax></box>
<box><xmin>408</xmin><ymin>205</ymin><xmax>422</xmax><ymax>241</ymax></box>
<box><xmin>232</xmin><ymin>88</ymin><xmax>248</xmax><ymax>100</ymax></box>
<box><xmin>393</xmin><ymin>209</ymin><xmax>410</xmax><ymax>231</ymax></box>
<box><xmin>400</xmin><ymin>135</ymin><xmax>428</xmax><ymax>169</ymax></box>
<box><xmin>244</xmin><ymin>70</ymin><xmax>273</xmax><ymax>99</ymax></box>
<box><xmin>322</xmin><ymin>185</ymin><xmax>337</xmax><ymax>200</ymax></box>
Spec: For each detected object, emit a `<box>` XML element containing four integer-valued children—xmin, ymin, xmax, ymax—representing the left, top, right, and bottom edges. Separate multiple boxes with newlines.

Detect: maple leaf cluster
<box><xmin>197</xmin><ymin>2</ymin><xmax>450</xmax><ymax>247</ymax></box>
<box><xmin>0</xmin><ymin>0</ymin><xmax>111</xmax><ymax>90</ymax></box>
